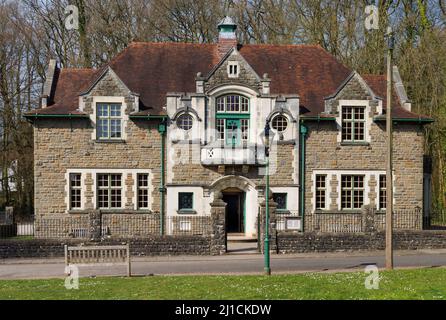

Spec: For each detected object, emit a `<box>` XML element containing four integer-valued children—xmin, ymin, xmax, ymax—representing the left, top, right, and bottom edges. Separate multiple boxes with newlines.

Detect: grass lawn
<box><xmin>0</xmin><ymin>268</ymin><xmax>445</xmax><ymax>300</ymax></box>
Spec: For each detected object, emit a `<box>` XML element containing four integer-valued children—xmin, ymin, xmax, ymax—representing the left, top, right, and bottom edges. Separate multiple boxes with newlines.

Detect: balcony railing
<box><xmin>201</xmin><ymin>142</ymin><xmax>267</xmax><ymax>165</ymax></box>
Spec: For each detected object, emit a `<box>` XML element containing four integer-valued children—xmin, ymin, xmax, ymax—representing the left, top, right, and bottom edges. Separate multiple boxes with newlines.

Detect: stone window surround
<box><xmin>64</xmin><ymin>168</ymin><xmax>153</xmax><ymax>212</ymax></box>
<box><xmin>207</xmin><ymin>85</ymin><xmax>259</xmax><ymax>145</ymax></box>
<box><xmin>336</xmin><ymin>100</ymin><xmax>372</xmax><ymax>144</ymax></box>
<box><xmin>311</xmin><ymin>170</ymin><xmax>395</xmax><ymax>212</ymax></box>
<box><xmin>227</xmin><ymin>61</ymin><xmax>240</xmax><ymax>78</ymax></box>
<box><xmin>89</xmin><ymin>96</ymin><xmax>129</xmax><ymax>141</ymax></box>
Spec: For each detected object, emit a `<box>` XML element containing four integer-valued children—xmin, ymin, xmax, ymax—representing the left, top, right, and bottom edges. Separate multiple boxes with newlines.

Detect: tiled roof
<box><xmin>27</xmin><ymin>42</ymin><xmax>430</xmax><ymax>121</ymax></box>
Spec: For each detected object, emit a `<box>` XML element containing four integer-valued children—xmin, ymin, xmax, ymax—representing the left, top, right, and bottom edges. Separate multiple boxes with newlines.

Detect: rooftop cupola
<box><xmin>217</xmin><ymin>16</ymin><xmax>237</xmax><ymax>58</ymax></box>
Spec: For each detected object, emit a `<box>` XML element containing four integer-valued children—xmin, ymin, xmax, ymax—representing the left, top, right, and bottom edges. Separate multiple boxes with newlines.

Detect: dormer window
<box><xmin>97</xmin><ymin>103</ymin><xmax>122</xmax><ymax>140</ymax></box>
<box><xmin>227</xmin><ymin>61</ymin><xmax>239</xmax><ymax>78</ymax></box>
<box><xmin>341</xmin><ymin>106</ymin><xmax>365</xmax><ymax>142</ymax></box>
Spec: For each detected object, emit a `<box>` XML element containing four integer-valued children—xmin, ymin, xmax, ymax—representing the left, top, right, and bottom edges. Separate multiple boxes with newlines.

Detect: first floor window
<box><xmin>273</xmin><ymin>193</ymin><xmax>287</xmax><ymax>210</ymax></box>
<box><xmin>137</xmin><ymin>174</ymin><xmax>150</xmax><ymax>209</ymax></box>
<box><xmin>97</xmin><ymin>173</ymin><xmax>122</xmax><ymax>209</ymax></box>
<box><xmin>342</xmin><ymin>106</ymin><xmax>365</xmax><ymax>142</ymax></box>
<box><xmin>315</xmin><ymin>175</ymin><xmax>326</xmax><ymax>209</ymax></box>
<box><xmin>379</xmin><ymin>174</ymin><xmax>386</xmax><ymax>210</ymax></box>
<box><xmin>241</xmin><ymin>119</ymin><xmax>249</xmax><ymax>141</ymax></box>
<box><xmin>341</xmin><ymin>175</ymin><xmax>364</xmax><ymax>210</ymax></box>
<box><xmin>216</xmin><ymin>119</ymin><xmax>225</xmax><ymax>140</ymax></box>
<box><xmin>271</xmin><ymin>115</ymin><xmax>289</xmax><ymax>132</ymax></box>
<box><xmin>178</xmin><ymin>192</ymin><xmax>193</xmax><ymax>211</ymax></box>
<box><xmin>97</xmin><ymin>103</ymin><xmax>122</xmax><ymax>140</ymax></box>
<box><xmin>70</xmin><ymin>173</ymin><xmax>82</xmax><ymax>209</ymax></box>
<box><xmin>177</xmin><ymin>113</ymin><xmax>193</xmax><ymax>131</ymax></box>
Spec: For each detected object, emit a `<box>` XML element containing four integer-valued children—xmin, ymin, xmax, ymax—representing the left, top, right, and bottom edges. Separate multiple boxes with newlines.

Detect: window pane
<box><xmin>241</xmin><ymin>119</ymin><xmax>249</xmax><ymax>141</ymax></box>
<box><xmin>272</xmin><ymin>115</ymin><xmax>288</xmax><ymax>132</ymax></box>
<box><xmin>217</xmin><ymin>119</ymin><xmax>225</xmax><ymax>140</ymax></box>
<box><xmin>138</xmin><ymin>174</ymin><xmax>149</xmax><ymax>209</ymax></box>
<box><xmin>241</xmin><ymin>97</ymin><xmax>249</xmax><ymax>112</ymax></box>
<box><xmin>273</xmin><ymin>193</ymin><xmax>287</xmax><ymax>210</ymax></box>
<box><xmin>177</xmin><ymin>114</ymin><xmax>193</xmax><ymax>131</ymax></box>
<box><xmin>110</xmin><ymin>105</ymin><xmax>121</xmax><ymax>117</ymax></box>
<box><xmin>315</xmin><ymin>175</ymin><xmax>326</xmax><ymax>209</ymax></box>
<box><xmin>379</xmin><ymin>175</ymin><xmax>386</xmax><ymax>209</ymax></box>
<box><xmin>179</xmin><ymin>193</ymin><xmax>193</xmax><ymax>210</ymax></box>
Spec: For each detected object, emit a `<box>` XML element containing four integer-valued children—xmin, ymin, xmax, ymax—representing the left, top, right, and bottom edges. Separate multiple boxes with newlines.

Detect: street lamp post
<box><xmin>264</xmin><ymin>121</ymin><xmax>271</xmax><ymax>276</ymax></box>
<box><xmin>385</xmin><ymin>27</ymin><xmax>395</xmax><ymax>270</ymax></box>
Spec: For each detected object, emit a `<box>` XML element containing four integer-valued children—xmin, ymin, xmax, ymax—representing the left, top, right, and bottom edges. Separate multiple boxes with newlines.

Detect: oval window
<box><xmin>177</xmin><ymin>114</ymin><xmax>193</xmax><ymax>131</ymax></box>
<box><xmin>271</xmin><ymin>115</ymin><xmax>288</xmax><ymax>132</ymax></box>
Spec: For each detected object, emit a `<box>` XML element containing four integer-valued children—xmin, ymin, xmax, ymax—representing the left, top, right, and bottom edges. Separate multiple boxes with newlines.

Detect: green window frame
<box><xmin>215</xmin><ymin>94</ymin><xmax>250</xmax><ymax>146</ymax></box>
<box><xmin>97</xmin><ymin>103</ymin><xmax>122</xmax><ymax>140</ymax></box>
<box><xmin>341</xmin><ymin>106</ymin><xmax>365</xmax><ymax>142</ymax></box>
<box><xmin>178</xmin><ymin>192</ymin><xmax>194</xmax><ymax>211</ymax></box>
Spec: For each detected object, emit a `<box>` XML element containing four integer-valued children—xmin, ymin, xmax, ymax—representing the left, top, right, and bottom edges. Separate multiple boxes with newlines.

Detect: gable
<box><xmin>205</xmin><ymin>49</ymin><xmax>261</xmax><ymax>93</ymax></box>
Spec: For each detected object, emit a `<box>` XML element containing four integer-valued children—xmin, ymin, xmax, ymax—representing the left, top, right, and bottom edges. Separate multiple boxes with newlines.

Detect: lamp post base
<box><xmin>264</xmin><ymin>267</ymin><xmax>271</xmax><ymax>275</ymax></box>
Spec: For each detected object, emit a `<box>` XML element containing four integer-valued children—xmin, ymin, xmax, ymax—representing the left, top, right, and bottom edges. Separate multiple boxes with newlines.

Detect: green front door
<box><xmin>226</xmin><ymin>119</ymin><xmax>241</xmax><ymax>146</ymax></box>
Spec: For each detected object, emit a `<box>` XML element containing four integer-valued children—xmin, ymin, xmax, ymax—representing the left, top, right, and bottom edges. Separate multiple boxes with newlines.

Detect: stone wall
<box><xmin>0</xmin><ymin>237</ymin><xmax>211</xmax><ymax>259</ymax></box>
<box><xmin>33</xmin><ymin>119</ymin><xmax>162</xmax><ymax>215</ymax></box>
<box><xmin>304</xmin><ymin>120</ymin><xmax>424</xmax><ymax>231</ymax></box>
<box><xmin>169</xmin><ymin>142</ymin><xmax>296</xmax><ymax>187</ymax></box>
<box><xmin>276</xmin><ymin>230</ymin><xmax>446</xmax><ymax>253</ymax></box>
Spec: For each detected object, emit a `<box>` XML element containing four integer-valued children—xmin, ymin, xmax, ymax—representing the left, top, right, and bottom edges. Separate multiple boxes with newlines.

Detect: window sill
<box><xmin>94</xmin><ymin>139</ymin><xmax>126</xmax><ymax>144</ymax></box>
<box><xmin>177</xmin><ymin>209</ymin><xmax>197</xmax><ymax>215</ymax></box>
<box><xmin>339</xmin><ymin>142</ymin><xmax>370</xmax><ymax>147</ymax></box>
<box><xmin>276</xmin><ymin>209</ymin><xmax>290</xmax><ymax>214</ymax></box>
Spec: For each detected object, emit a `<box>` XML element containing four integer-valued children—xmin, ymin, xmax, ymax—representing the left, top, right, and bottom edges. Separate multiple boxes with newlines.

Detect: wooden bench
<box><xmin>64</xmin><ymin>244</ymin><xmax>131</xmax><ymax>277</ymax></box>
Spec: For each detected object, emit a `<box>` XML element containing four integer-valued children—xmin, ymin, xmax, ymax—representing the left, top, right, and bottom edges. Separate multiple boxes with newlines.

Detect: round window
<box><xmin>271</xmin><ymin>115</ymin><xmax>288</xmax><ymax>132</ymax></box>
<box><xmin>177</xmin><ymin>114</ymin><xmax>193</xmax><ymax>131</ymax></box>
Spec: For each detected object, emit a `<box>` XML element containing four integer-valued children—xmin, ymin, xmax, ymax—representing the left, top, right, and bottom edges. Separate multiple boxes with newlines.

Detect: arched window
<box><xmin>216</xmin><ymin>95</ymin><xmax>249</xmax><ymax>113</ymax></box>
<box><xmin>271</xmin><ymin>114</ymin><xmax>289</xmax><ymax>132</ymax></box>
<box><xmin>215</xmin><ymin>94</ymin><xmax>250</xmax><ymax>146</ymax></box>
<box><xmin>176</xmin><ymin>113</ymin><xmax>193</xmax><ymax>131</ymax></box>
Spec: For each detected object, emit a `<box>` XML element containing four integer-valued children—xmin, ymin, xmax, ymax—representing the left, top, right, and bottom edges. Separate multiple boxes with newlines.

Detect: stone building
<box><xmin>26</xmin><ymin>17</ymin><xmax>432</xmax><ymax>240</ymax></box>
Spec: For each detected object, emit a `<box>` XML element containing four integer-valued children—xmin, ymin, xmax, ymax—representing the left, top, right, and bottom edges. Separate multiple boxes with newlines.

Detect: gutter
<box><xmin>129</xmin><ymin>115</ymin><xmax>169</xmax><ymax>120</ymax></box>
<box><xmin>299</xmin><ymin>123</ymin><xmax>308</xmax><ymax>232</ymax></box>
<box><xmin>24</xmin><ymin>113</ymin><xmax>89</xmax><ymax>120</ymax></box>
<box><xmin>300</xmin><ymin>115</ymin><xmax>336</xmax><ymax>122</ymax></box>
<box><xmin>373</xmin><ymin>117</ymin><xmax>434</xmax><ymax>124</ymax></box>
<box><xmin>157</xmin><ymin>119</ymin><xmax>167</xmax><ymax>236</ymax></box>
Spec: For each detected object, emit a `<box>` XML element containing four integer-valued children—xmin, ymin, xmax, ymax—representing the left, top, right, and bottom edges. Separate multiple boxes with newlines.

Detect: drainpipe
<box><xmin>158</xmin><ymin>119</ymin><xmax>167</xmax><ymax>236</ymax></box>
<box><xmin>299</xmin><ymin>123</ymin><xmax>308</xmax><ymax>232</ymax></box>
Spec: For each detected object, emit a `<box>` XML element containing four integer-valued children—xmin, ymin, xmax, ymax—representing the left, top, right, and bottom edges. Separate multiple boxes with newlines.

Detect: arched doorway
<box><xmin>222</xmin><ymin>187</ymin><xmax>245</xmax><ymax>234</ymax></box>
<box><xmin>210</xmin><ymin>176</ymin><xmax>259</xmax><ymax>253</ymax></box>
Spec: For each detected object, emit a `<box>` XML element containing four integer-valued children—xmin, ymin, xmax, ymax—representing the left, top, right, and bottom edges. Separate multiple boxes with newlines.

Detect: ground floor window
<box><xmin>97</xmin><ymin>173</ymin><xmax>122</xmax><ymax>209</ymax></box>
<box><xmin>315</xmin><ymin>175</ymin><xmax>326</xmax><ymax>209</ymax></box>
<box><xmin>341</xmin><ymin>175</ymin><xmax>364</xmax><ymax>210</ymax></box>
<box><xmin>379</xmin><ymin>174</ymin><xmax>386</xmax><ymax>210</ymax></box>
<box><xmin>137</xmin><ymin>173</ymin><xmax>150</xmax><ymax>209</ymax></box>
<box><xmin>178</xmin><ymin>192</ymin><xmax>193</xmax><ymax>211</ymax></box>
<box><xmin>273</xmin><ymin>193</ymin><xmax>287</xmax><ymax>211</ymax></box>
<box><xmin>69</xmin><ymin>173</ymin><xmax>82</xmax><ymax>209</ymax></box>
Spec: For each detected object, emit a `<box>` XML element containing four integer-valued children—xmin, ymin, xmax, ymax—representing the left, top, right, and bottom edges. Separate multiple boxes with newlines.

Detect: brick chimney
<box><xmin>217</xmin><ymin>16</ymin><xmax>237</xmax><ymax>58</ymax></box>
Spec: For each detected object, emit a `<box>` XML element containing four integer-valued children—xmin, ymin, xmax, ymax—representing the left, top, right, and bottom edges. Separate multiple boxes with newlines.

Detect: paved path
<box><xmin>1</xmin><ymin>249</ymin><xmax>446</xmax><ymax>279</ymax></box>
